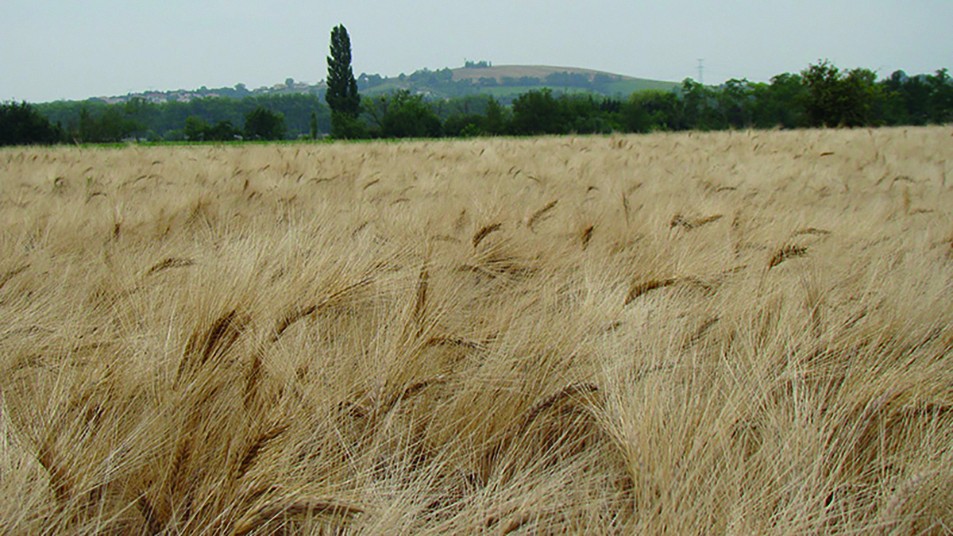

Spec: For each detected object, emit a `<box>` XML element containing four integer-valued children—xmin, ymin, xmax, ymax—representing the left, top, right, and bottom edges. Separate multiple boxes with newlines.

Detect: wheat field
<box><xmin>1</xmin><ymin>127</ymin><xmax>951</xmax><ymax>534</ymax></box>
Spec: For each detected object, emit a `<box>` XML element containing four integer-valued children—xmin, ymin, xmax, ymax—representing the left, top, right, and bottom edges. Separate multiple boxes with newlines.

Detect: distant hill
<box><xmin>357</xmin><ymin>64</ymin><xmax>679</xmax><ymax>103</ymax></box>
<box><xmin>79</xmin><ymin>64</ymin><xmax>678</xmax><ymax>105</ymax></box>
<box><xmin>450</xmin><ymin>64</ymin><xmax>669</xmax><ymax>87</ymax></box>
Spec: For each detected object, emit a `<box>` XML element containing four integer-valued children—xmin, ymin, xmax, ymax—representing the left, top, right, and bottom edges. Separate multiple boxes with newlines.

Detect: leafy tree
<box><xmin>77</xmin><ymin>107</ymin><xmax>93</xmax><ymax>141</ymax></box>
<box><xmin>75</xmin><ymin>105</ymin><xmax>138</xmax><ymax>142</ymax></box>
<box><xmin>801</xmin><ymin>60</ymin><xmax>880</xmax><ymax>127</ymax></box>
<box><xmin>622</xmin><ymin>90</ymin><xmax>681</xmax><ymax>132</ymax></box>
<box><xmin>0</xmin><ymin>101</ymin><xmax>63</xmax><ymax>146</ymax></box>
<box><xmin>886</xmin><ymin>69</ymin><xmax>953</xmax><ymax>125</ymax></box>
<box><xmin>802</xmin><ymin>61</ymin><xmax>847</xmax><ymax>126</ymax></box>
<box><xmin>244</xmin><ymin>106</ymin><xmax>285</xmax><ymax>140</ymax></box>
<box><xmin>559</xmin><ymin>94</ymin><xmax>618</xmax><ymax>134</ymax></box>
<box><xmin>432</xmin><ymin>95</ymin><xmax>498</xmax><ymax>120</ymax></box>
<box><xmin>443</xmin><ymin>113</ymin><xmax>486</xmax><ymax>137</ymax></box>
<box><xmin>122</xmin><ymin>98</ymin><xmax>157</xmax><ymax>140</ymax></box>
<box><xmin>378</xmin><ymin>90</ymin><xmax>442</xmax><ymax>138</ymax></box>
<box><xmin>718</xmin><ymin>79</ymin><xmax>755</xmax><ymax>129</ymax></box>
<box><xmin>207</xmin><ymin>120</ymin><xmax>240</xmax><ymax>141</ymax></box>
<box><xmin>482</xmin><ymin>98</ymin><xmax>509</xmax><ymax>135</ymax></box>
<box><xmin>842</xmin><ymin>68</ymin><xmax>881</xmax><ymax>126</ymax></box>
<box><xmin>510</xmin><ymin>89</ymin><xmax>566</xmax><ymax>135</ymax></box>
<box><xmin>928</xmin><ymin>68</ymin><xmax>953</xmax><ymax>123</ymax></box>
<box><xmin>620</xmin><ymin>93</ymin><xmax>655</xmax><ymax>133</ymax></box>
<box><xmin>436</xmin><ymin>96</ymin><xmax>508</xmax><ymax>136</ymax></box>
<box><xmin>184</xmin><ymin>116</ymin><xmax>211</xmax><ymax>141</ymax></box>
<box><xmin>680</xmin><ymin>79</ymin><xmax>722</xmax><ymax>130</ymax></box>
<box><xmin>326</xmin><ymin>24</ymin><xmax>361</xmax><ymax>137</ymax></box>
<box><xmin>185</xmin><ymin>115</ymin><xmax>241</xmax><ymax>142</ymax></box>
<box><xmin>360</xmin><ymin>95</ymin><xmax>387</xmax><ymax>133</ymax></box>
<box><xmin>878</xmin><ymin>71</ymin><xmax>913</xmax><ymax>125</ymax></box>
<box><xmin>750</xmin><ymin>73</ymin><xmax>807</xmax><ymax>129</ymax></box>
<box><xmin>249</xmin><ymin>94</ymin><xmax>328</xmax><ymax>138</ymax></box>
<box><xmin>620</xmin><ymin>98</ymin><xmax>651</xmax><ymax>133</ymax></box>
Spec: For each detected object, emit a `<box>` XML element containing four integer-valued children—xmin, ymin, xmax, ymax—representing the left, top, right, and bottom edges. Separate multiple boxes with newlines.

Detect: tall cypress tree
<box><xmin>326</xmin><ymin>25</ymin><xmax>361</xmax><ymax>125</ymax></box>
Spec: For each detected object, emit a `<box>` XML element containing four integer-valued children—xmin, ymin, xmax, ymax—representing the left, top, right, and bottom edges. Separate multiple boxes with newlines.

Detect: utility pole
<box><xmin>697</xmin><ymin>59</ymin><xmax>704</xmax><ymax>85</ymax></box>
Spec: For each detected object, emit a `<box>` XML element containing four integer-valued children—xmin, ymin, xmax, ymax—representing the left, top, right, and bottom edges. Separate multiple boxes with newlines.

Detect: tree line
<box><xmin>321</xmin><ymin>25</ymin><xmax>952</xmax><ymax>138</ymax></box>
<box><xmin>18</xmin><ymin>94</ymin><xmax>329</xmax><ymax>144</ymax></box>
<box><xmin>1</xmin><ymin>31</ymin><xmax>951</xmax><ymax>146</ymax></box>
<box><xmin>326</xmin><ymin>62</ymin><xmax>953</xmax><ymax>139</ymax></box>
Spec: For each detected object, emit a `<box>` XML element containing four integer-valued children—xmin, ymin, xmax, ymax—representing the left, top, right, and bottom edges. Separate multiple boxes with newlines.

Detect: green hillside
<box><xmin>357</xmin><ymin>64</ymin><xmax>678</xmax><ymax>102</ymax></box>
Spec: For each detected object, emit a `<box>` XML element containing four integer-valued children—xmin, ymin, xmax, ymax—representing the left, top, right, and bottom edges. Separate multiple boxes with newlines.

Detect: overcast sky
<box><xmin>2</xmin><ymin>1</ymin><xmax>951</xmax><ymax>102</ymax></box>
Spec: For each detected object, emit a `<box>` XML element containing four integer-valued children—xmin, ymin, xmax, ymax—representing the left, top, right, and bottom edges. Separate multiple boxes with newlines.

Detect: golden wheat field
<box><xmin>1</xmin><ymin>127</ymin><xmax>952</xmax><ymax>534</ymax></box>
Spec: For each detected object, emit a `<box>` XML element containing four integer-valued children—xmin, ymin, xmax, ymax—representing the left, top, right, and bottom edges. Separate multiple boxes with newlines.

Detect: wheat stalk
<box><xmin>271</xmin><ymin>274</ymin><xmax>375</xmax><ymax>342</ymax></box>
<box><xmin>624</xmin><ymin>278</ymin><xmax>678</xmax><ymax>305</ymax></box>
<box><xmin>413</xmin><ymin>261</ymin><xmax>429</xmax><ymax>325</ymax></box>
<box><xmin>670</xmin><ymin>213</ymin><xmax>723</xmax><ymax>230</ymax></box>
<box><xmin>234</xmin><ymin>423</ymin><xmax>289</xmax><ymax>479</ymax></box>
<box><xmin>177</xmin><ymin>309</ymin><xmax>247</xmax><ymax>383</ymax></box>
<box><xmin>517</xmin><ymin>383</ymin><xmax>600</xmax><ymax>434</ymax></box>
<box><xmin>526</xmin><ymin>199</ymin><xmax>558</xmax><ymax>230</ymax></box>
<box><xmin>768</xmin><ymin>244</ymin><xmax>808</xmax><ymax>269</ymax></box>
<box><xmin>472</xmin><ymin>222</ymin><xmax>502</xmax><ymax>248</ymax></box>
<box><xmin>145</xmin><ymin>257</ymin><xmax>194</xmax><ymax>276</ymax></box>
<box><xmin>580</xmin><ymin>224</ymin><xmax>594</xmax><ymax>250</ymax></box>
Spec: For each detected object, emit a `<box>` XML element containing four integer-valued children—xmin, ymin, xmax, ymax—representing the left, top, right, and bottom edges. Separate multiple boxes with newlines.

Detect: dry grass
<box><xmin>1</xmin><ymin>127</ymin><xmax>952</xmax><ymax>534</ymax></box>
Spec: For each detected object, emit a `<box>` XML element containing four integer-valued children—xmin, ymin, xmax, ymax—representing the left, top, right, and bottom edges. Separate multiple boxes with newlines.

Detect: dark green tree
<box><xmin>379</xmin><ymin>90</ymin><xmax>442</xmax><ymax>138</ymax></box>
<box><xmin>680</xmin><ymin>79</ymin><xmax>721</xmax><ymax>130</ymax></box>
<box><xmin>0</xmin><ymin>101</ymin><xmax>63</xmax><ymax>146</ymax></box>
<box><xmin>74</xmin><ymin>105</ymin><xmax>137</xmax><ymax>143</ymax></box>
<box><xmin>801</xmin><ymin>60</ymin><xmax>880</xmax><ymax>127</ymax></box>
<box><xmin>559</xmin><ymin>94</ymin><xmax>617</xmax><ymax>134</ymax></box>
<box><xmin>802</xmin><ymin>61</ymin><xmax>847</xmax><ymax>127</ymax></box>
<box><xmin>78</xmin><ymin>106</ymin><xmax>94</xmax><ymax>141</ymax></box>
<box><xmin>98</xmin><ymin>107</ymin><xmax>132</xmax><ymax>141</ymax></box>
<box><xmin>184</xmin><ymin>116</ymin><xmax>211</xmax><ymax>141</ymax></box>
<box><xmin>244</xmin><ymin>106</ymin><xmax>286</xmax><ymax>140</ymax></box>
<box><xmin>482</xmin><ymin>98</ymin><xmax>509</xmax><ymax>135</ymax></box>
<box><xmin>510</xmin><ymin>89</ymin><xmax>566</xmax><ymax>135</ymax></box>
<box><xmin>436</xmin><ymin>96</ymin><xmax>508</xmax><ymax>136</ymax></box>
<box><xmin>207</xmin><ymin>120</ymin><xmax>239</xmax><ymax>141</ymax></box>
<box><xmin>879</xmin><ymin>71</ymin><xmax>913</xmax><ymax>125</ymax></box>
<box><xmin>184</xmin><ymin>116</ymin><xmax>240</xmax><ymax>142</ymax></box>
<box><xmin>842</xmin><ymin>68</ymin><xmax>882</xmax><ymax>126</ymax></box>
<box><xmin>122</xmin><ymin>98</ymin><xmax>156</xmax><ymax>140</ymax></box>
<box><xmin>443</xmin><ymin>113</ymin><xmax>486</xmax><ymax>137</ymax></box>
<box><xmin>326</xmin><ymin>24</ymin><xmax>362</xmax><ymax>138</ymax></box>
<box><xmin>750</xmin><ymin>73</ymin><xmax>807</xmax><ymax>129</ymax></box>
<box><xmin>718</xmin><ymin>79</ymin><xmax>755</xmax><ymax>129</ymax></box>
<box><xmin>928</xmin><ymin>69</ymin><xmax>953</xmax><ymax>123</ymax></box>
<box><xmin>621</xmin><ymin>90</ymin><xmax>681</xmax><ymax>132</ymax></box>
<box><xmin>620</xmin><ymin>92</ymin><xmax>655</xmax><ymax>133</ymax></box>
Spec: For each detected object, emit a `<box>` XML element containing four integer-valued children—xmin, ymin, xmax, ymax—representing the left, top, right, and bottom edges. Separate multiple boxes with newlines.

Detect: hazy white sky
<box><xmin>2</xmin><ymin>1</ymin><xmax>951</xmax><ymax>102</ymax></box>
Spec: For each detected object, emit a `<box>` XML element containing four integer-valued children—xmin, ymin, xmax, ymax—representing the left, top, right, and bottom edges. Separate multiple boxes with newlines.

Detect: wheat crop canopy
<box><xmin>0</xmin><ymin>128</ymin><xmax>951</xmax><ymax>534</ymax></box>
